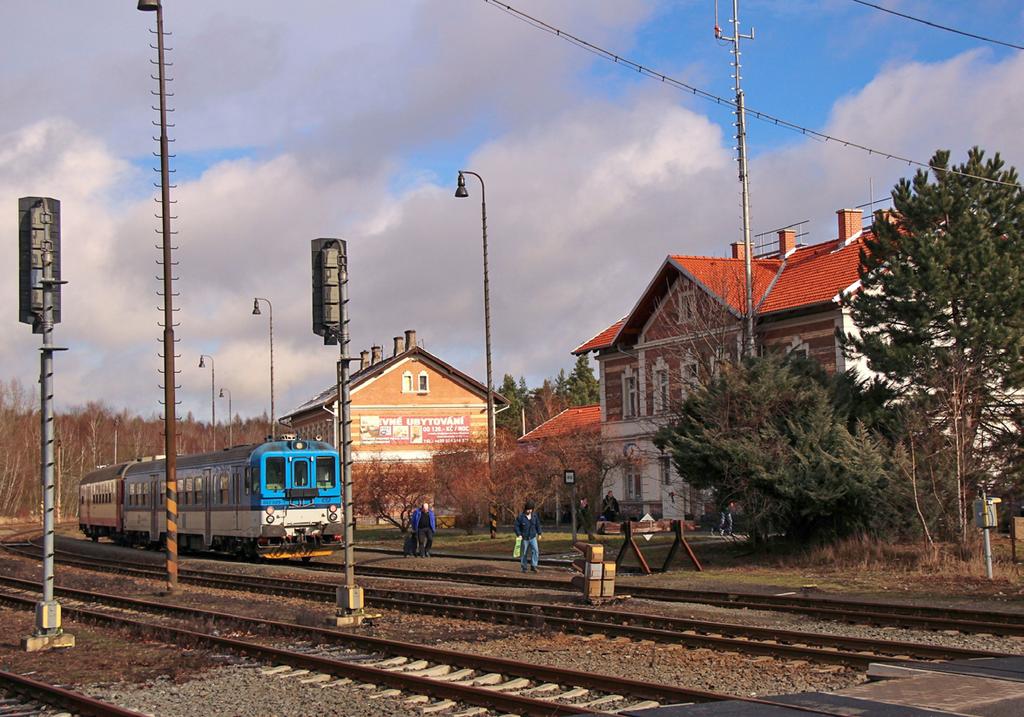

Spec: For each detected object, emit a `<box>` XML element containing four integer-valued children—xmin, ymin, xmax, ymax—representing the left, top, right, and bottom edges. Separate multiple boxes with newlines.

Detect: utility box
<box><xmin>974</xmin><ymin>497</ymin><xmax>1001</xmax><ymax>529</ymax></box>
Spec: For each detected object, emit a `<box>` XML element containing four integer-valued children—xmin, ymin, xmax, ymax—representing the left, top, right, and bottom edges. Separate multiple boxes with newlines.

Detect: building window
<box><xmin>402</xmin><ymin>371</ymin><xmax>413</xmax><ymax>393</ymax></box>
<box><xmin>676</xmin><ymin>291</ymin><xmax>694</xmax><ymax>323</ymax></box>
<box><xmin>680</xmin><ymin>360</ymin><xmax>698</xmax><ymax>394</ymax></box>
<box><xmin>660</xmin><ymin>455</ymin><xmax>672</xmax><ymax>486</ymax></box>
<box><xmin>624</xmin><ymin>463</ymin><xmax>642</xmax><ymax>500</ymax></box>
<box><xmin>653</xmin><ymin>367</ymin><xmax>669</xmax><ymax>414</ymax></box>
<box><xmin>623</xmin><ymin>372</ymin><xmax>638</xmax><ymax>418</ymax></box>
<box><xmin>418</xmin><ymin>371</ymin><xmax>429</xmax><ymax>393</ymax></box>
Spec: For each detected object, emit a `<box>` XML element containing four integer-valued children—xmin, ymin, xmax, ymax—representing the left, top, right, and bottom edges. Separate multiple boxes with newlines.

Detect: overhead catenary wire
<box><xmin>479</xmin><ymin>0</ymin><xmax>1023</xmax><ymax>192</ymax></box>
<box><xmin>849</xmin><ymin>0</ymin><xmax>1024</xmax><ymax>52</ymax></box>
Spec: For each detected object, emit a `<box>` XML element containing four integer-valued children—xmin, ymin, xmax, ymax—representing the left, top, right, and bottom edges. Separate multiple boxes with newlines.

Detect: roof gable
<box><xmin>519</xmin><ymin>404</ymin><xmax>600</xmax><ymax>442</ymax></box>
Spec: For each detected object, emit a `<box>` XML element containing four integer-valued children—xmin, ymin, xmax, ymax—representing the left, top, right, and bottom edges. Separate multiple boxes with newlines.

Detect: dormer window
<box><xmin>418</xmin><ymin>371</ymin><xmax>429</xmax><ymax>393</ymax></box>
<box><xmin>402</xmin><ymin>371</ymin><xmax>413</xmax><ymax>393</ymax></box>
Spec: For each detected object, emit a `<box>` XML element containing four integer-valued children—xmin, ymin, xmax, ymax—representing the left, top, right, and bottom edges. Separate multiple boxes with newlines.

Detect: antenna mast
<box><xmin>716</xmin><ymin>0</ymin><xmax>755</xmax><ymax>357</ymax></box>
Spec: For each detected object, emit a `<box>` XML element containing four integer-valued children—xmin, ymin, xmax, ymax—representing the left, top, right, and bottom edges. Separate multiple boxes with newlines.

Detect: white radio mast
<box><xmin>715</xmin><ymin>0</ymin><xmax>755</xmax><ymax>357</ymax></box>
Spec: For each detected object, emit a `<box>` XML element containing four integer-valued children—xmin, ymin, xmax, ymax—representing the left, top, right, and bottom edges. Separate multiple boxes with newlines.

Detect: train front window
<box><xmin>316</xmin><ymin>457</ymin><xmax>337</xmax><ymax>489</ymax></box>
<box><xmin>293</xmin><ymin>459</ymin><xmax>309</xmax><ymax>488</ymax></box>
<box><xmin>265</xmin><ymin>457</ymin><xmax>285</xmax><ymax>491</ymax></box>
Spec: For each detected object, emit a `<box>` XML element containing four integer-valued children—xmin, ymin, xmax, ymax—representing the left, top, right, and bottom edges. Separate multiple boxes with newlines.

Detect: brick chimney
<box><xmin>730</xmin><ymin>242</ymin><xmax>746</xmax><ymax>260</ymax></box>
<box><xmin>393</xmin><ymin>336</ymin><xmax>405</xmax><ymax>356</ymax></box>
<box><xmin>778</xmin><ymin>228</ymin><xmax>796</xmax><ymax>258</ymax></box>
<box><xmin>359</xmin><ymin>350</ymin><xmax>370</xmax><ymax>371</ymax></box>
<box><xmin>837</xmin><ymin>208</ymin><xmax>862</xmax><ymax>244</ymax></box>
<box><xmin>404</xmin><ymin>329</ymin><xmax>417</xmax><ymax>350</ymax></box>
<box><xmin>371</xmin><ymin>345</ymin><xmax>382</xmax><ymax>364</ymax></box>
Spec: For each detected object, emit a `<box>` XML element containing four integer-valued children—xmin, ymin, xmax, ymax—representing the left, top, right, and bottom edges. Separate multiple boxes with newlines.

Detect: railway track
<box><xmin>3</xmin><ymin>542</ymin><xmax>1009</xmax><ymax>668</ymax></box>
<box><xmin>0</xmin><ymin>575</ymin><xmax>874</xmax><ymax>717</ymax></box>
<box><xmin>332</xmin><ymin>562</ymin><xmax>1024</xmax><ymax>636</ymax></box>
<box><xmin>0</xmin><ymin>668</ymin><xmax>147</xmax><ymax>717</ymax></box>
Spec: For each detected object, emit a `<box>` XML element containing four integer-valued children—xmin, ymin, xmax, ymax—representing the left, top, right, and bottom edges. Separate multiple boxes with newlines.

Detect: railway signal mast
<box><xmin>312</xmin><ymin>238</ymin><xmax>366</xmax><ymax>626</ymax></box>
<box><xmin>18</xmin><ymin>196</ymin><xmax>75</xmax><ymax>652</ymax></box>
<box><xmin>715</xmin><ymin>0</ymin><xmax>756</xmax><ymax>357</ymax></box>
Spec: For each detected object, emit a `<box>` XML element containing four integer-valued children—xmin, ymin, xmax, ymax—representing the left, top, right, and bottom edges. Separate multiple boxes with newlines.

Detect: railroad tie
<box><xmin>369</xmin><ymin>689</ymin><xmax>403</xmax><ymax>700</ymax></box>
<box><xmin>277</xmin><ymin>669</ymin><xmax>310</xmax><ymax>679</ymax></box>
<box><xmin>480</xmin><ymin>677</ymin><xmax>530</xmax><ymax>692</ymax></box>
<box><xmin>394</xmin><ymin>660</ymin><xmax>430</xmax><ymax>672</ymax></box>
<box><xmin>553</xmin><ymin>687</ymin><xmax>588</xmax><ymax>700</ymax></box>
<box><xmin>299</xmin><ymin>674</ymin><xmax>334</xmax><ymax>684</ymax></box>
<box><xmin>369</xmin><ymin>656</ymin><xmax>409</xmax><ymax>668</ymax></box>
<box><xmin>613</xmin><ymin>701</ymin><xmax>662</xmax><ymax>713</ymax></box>
<box><xmin>405</xmin><ymin>664</ymin><xmax>453</xmax><ymax>678</ymax></box>
<box><xmin>578</xmin><ymin>695</ymin><xmax>624</xmax><ymax>709</ymax></box>
<box><xmin>319</xmin><ymin>678</ymin><xmax>353</xmax><ymax>689</ymax></box>
<box><xmin>433</xmin><ymin>668</ymin><xmax>476</xmax><ymax>682</ymax></box>
<box><xmin>261</xmin><ymin>665</ymin><xmax>293</xmax><ymax>675</ymax></box>
<box><xmin>449</xmin><ymin>709</ymin><xmax>487</xmax><ymax>717</ymax></box>
<box><xmin>421</xmin><ymin>700</ymin><xmax>458</xmax><ymax>714</ymax></box>
<box><xmin>469</xmin><ymin>673</ymin><xmax>504</xmax><ymax>686</ymax></box>
<box><xmin>521</xmin><ymin>683</ymin><xmax>560</xmax><ymax>694</ymax></box>
<box><xmin>404</xmin><ymin>695</ymin><xmax>431</xmax><ymax>705</ymax></box>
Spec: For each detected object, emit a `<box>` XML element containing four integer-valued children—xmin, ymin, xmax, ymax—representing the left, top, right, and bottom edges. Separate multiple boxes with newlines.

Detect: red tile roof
<box><xmin>574</xmin><ymin>232</ymin><xmax>868</xmax><ymax>353</ymax></box>
<box><xmin>573</xmin><ymin>319</ymin><xmax>625</xmax><ymax>354</ymax></box>
<box><xmin>758</xmin><ymin>235</ymin><xmax>866</xmax><ymax>314</ymax></box>
<box><xmin>670</xmin><ymin>255</ymin><xmax>781</xmax><ymax>314</ymax></box>
<box><xmin>519</xmin><ymin>404</ymin><xmax>601</xmax><ymax>442</ymax></box>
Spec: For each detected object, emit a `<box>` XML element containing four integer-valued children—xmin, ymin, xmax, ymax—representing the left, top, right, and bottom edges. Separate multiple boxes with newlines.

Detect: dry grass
<box><xmin>791</xmin><ymin>533</ymin><xmax>1024</xmax><ymax>582</ymax></box>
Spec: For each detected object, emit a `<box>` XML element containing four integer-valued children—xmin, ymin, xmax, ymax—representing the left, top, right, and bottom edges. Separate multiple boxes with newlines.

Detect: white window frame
<box><xmin>402</xmin><ymin>371</ymin><xmax>414</xmax><ymax>393</ymax></box>
<box><xmin>417</xmin><ymin>371</ymin><xmax>429</xmax><ymax>393</ymax></box>
<box><xmin>653</xmin><ymin>365</ymin><xmax>670</xmax><ymax>414</ymax></box>
<box><xmin>624</xmin><ymin>463</ymin><xmax>642</xmax><ymax>500</ymax></box>
<box><xmin>623</xmin><ymin>370</ymin><xmax>638</xmax><ymax>418</ymax></box>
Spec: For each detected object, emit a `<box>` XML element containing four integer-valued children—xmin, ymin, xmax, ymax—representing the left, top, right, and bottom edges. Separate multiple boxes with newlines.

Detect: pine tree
<box><xmin>845</xmin><ymin>147</ymin><xmax>1024</xmax><ymax>540</ymax></box>
<box><xmin>496</xmin><ymin>373</ymin><xmax>526</xmax><ymax>436</ymax></box>
<box><xmin>566</xmin><ymin>354</ymin><xmax>600</xmax><ymax>406</ymax></box>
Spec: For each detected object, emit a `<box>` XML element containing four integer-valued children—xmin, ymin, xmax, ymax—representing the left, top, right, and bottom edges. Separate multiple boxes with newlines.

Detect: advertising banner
<box><xmin>358</xmin><ymin>415</ymin><xmax>471</xmax><ymax>445</ymax></box>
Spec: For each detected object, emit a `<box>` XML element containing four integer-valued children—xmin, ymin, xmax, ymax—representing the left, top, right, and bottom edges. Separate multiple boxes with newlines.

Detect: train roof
<box><xmin>79</xmin><ymin>439</ymin><xmax>337</xmax><ymax>485</ymax></box>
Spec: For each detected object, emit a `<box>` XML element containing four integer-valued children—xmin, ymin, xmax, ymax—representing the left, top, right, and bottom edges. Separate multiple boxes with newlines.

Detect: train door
<box><xmin>232</xmin><ymin>466</ymin><xmax>242</xmax><ymax>531</ymax></box>
<box><xmin>289</xmin><ymin>456</ymin><xmax>313</xmax><ymax>505</ymax></box>
<box><xmin>203</xmin><ymin>468</ymin><xmax>213</xmax><ymax>547</ymax></box>
<box><xmin>150</xmin><ymin>475</ymin><xmax>160</xmax><ymax>542</ymax></box>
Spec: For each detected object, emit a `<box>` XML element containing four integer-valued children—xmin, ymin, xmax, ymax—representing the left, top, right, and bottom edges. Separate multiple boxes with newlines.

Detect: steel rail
<box><xmin>0</xmin><ymin>573</ymin><xmax>719</xmax><ymax>706</ymax></box>
<box><xmin>3</xmin><ymin>543</ymin><xmax>1005</xmax><ymax>667</ymax></box>
<box><xmin>0</xmin><ymin>667</ymin><xmax>148</xmax><ymax>717</ymax></box>
<box><xmin>0</xmin><ymin>589</ymin><xmax>610</xmax><ymax>717</ymax></box>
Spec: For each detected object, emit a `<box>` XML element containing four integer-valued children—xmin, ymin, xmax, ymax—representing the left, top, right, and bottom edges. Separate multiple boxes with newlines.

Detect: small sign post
<box><xmin>974</xmin><ymin>493</ymin><xmax>1001</xmax><ymax>580</ymax></box>
<box><xmin>564</xmin><ymin>470</ymin><xmax>577</xmax><ymax>545</ymax></box>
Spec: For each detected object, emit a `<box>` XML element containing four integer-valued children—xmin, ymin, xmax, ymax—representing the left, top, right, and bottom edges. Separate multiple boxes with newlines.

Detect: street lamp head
<box><xmin>218</xmin><ymin>388</ymin><xmax>225</xmax><ymax>398</ymax></box>
<box><xmin>454</xmin><ymin>172</ymin><xmax>469</xmax><ymax>198</ymax></box>
<box><xmin>137</xmin><ymin>0</ymin><xmax>160</xmax><ymax>11</ymax></box>
<box><xmin>252</xmin><ymin>298</ymin><xmax>261</xmax><ymax>316</ymax></box>
<box><xmin>198</xmin><ymin>356</ymin><xmax>206</xmax><ymax>369</ymax></box>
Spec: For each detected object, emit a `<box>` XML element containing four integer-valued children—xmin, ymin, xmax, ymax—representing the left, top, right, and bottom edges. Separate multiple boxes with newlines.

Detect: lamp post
<box><xmin>198</xmin><ymin>354</ymin><xmax>215</xmax><ymax>450</ymax></box>
<box><xmin>219</xmin><ymin>388</ymin><xmax>232</xmax><ymax>448</ymax></box>
<box><xmin>138</xmin><ymin>0</ymin><xmax>178</xmax><ymax>594</ymax></box>
<box><xmin>252</xmin><ymin>297</ymin><xmax>275</xmax><ymax>439</ymax></box>
<box><xmin>454</xmin><ymin>170</ymin><xmax>496</xmax><ymax>504</ymax></box>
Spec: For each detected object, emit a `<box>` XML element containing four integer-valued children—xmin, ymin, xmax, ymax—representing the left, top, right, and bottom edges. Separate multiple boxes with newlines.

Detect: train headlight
<box><xmin>266</xmin><ymin>514</ymin><xmax>275</xmax><ymax>524</ymax></box>
<box><xmin>265</xmin><ymin>506</ymin><xmax>274</xmax><ymax>515</ymax></box>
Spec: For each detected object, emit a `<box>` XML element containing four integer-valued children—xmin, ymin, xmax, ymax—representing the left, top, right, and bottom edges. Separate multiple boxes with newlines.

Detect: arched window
<box><xmin>418</xmin><ymin>371</ymin><xmax>429</xmax><ymax>393</ymax></box>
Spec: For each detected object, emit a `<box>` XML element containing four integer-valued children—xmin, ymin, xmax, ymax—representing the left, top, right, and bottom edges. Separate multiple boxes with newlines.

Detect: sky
<box><xmin>2</xmin><ymin>0</ymin><xmax>1023</xmax><ymax>425</ymax></box>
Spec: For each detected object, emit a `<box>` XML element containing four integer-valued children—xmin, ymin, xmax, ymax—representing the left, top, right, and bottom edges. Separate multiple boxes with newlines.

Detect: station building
<box><xmin>573</xmin><ymin>208</ymin><xmax>873</xmax><ymax>521</ymax></box>
<box><xmin>280</xmin><ymin>329</ymin><xmax>507</xmax><ymax>462</ymax></box>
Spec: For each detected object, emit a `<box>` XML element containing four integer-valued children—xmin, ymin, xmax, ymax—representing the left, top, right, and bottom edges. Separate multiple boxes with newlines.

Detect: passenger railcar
<box><xmin>79</xmin><ymin>439</ymin><xmax>343</xmax><ymax>559</ymax></box>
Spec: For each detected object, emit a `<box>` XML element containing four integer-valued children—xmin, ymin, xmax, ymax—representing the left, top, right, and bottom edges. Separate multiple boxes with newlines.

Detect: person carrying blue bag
<box><xmin>411</xmin><ymin>501</ymin><xmax>436</xmax><ymax>557</ymax></box>
<box><xmin>514</xmin><ymin>500</ymin><xmax>542</xmax><ymax>573</ymax></box>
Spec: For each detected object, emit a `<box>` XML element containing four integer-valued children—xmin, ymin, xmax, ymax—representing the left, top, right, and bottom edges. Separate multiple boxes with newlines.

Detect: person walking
<box><xmin>718</xmin><ymin>500</ymin><xmax>735</xmax><ymax>537</ymax></box>
<box><xmin>514</xmin><ymin>500</ymin><xmax>542</xmax><ymax>573</ymax></box>
<box><xmin>411</xmin><ymin>501</ymin><xmax>436</xmax><ymax>557</ymax></box>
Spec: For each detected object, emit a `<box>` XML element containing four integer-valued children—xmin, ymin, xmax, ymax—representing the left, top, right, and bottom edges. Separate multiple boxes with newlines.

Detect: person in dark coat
<box><xmin>600</xmin><ymin>491</ymin><xmax>620</xmax><ymax>521</ymax></box>
<box><xmin>514</xmin><ymin>500</ymin><xmax>542</xmax><ymax>573</ymax></box>
<box><xmin>410</xmin><ymin>501</ymin><xmax>436</xmax><ymax>557</ymax></box>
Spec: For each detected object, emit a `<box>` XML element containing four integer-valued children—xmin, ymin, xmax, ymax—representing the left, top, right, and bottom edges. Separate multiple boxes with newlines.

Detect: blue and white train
<box><xmin>79</xmin><ymin>439</ymin><xmax>343</xmax><ymax>560</ymax></box>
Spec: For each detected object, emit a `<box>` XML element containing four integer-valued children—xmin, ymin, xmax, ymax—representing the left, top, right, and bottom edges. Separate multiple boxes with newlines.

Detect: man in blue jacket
<box><xmin>411</xmin><ymin>501</ymin><xmax>436</xmax><ymax>557</ymax></box>
<box><xmin>514</xmin><ymin>500</ymin><xmax>542</xmax><ymax>572</ymax></box>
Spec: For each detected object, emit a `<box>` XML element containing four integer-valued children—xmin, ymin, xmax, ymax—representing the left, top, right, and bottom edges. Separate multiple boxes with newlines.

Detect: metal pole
<box><xmin>335</xmin><ymin>240</ymin><xmax>363</xmax><ymax>624</ymax></box>
<box><xmin>151</xmin><ymin>1</ymin><xmax>179</xmax><ymax>594</ymax></box>
<box><xmin>269</xmin><ymin>303</ymin><xmax>275</xmax><ymax>439</ymax></box>
<box><xmin>983</xmin><ymin>526</ymin><xmax>993</xmax><ymax>580</ymax></box>
<box><xmin>210</xmin><ymin>358</ymin><xmax>215</xmax><ymax>449</ymax></box>
<box><xmin>718</xmin><ymin>0</ymin><xmax>755</xmax><ymax>357</ymax></box>
<box><xmin>571</xmin><ymin>482</ymin><xmax>578</xmax><ymax>545</ymax></box>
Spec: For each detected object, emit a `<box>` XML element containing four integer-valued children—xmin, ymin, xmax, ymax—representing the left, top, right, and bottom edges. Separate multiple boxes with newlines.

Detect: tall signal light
<box><xmin>312</xmin><ymin>238</ymin><xmax>343</xmax><ymax>345</ymax></box>
<box><xmin>19</xmin><ymin>197</ymin><xmax>62</xmax><ymax>332</ymax></box>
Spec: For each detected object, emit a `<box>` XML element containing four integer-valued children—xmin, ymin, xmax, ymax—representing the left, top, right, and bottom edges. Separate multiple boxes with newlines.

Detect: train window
<box><xmin>219</xmin><ymin>475</ymin><xmax>229</xmax><ymax>504</ymax></box>
<box><xmin>293</xmin><ymin>459</ymin><xmax>309</xmax><ymax>488</ymax></box>
<box><xmin>265</xmin><ymin>457</ymin><xmax>285</xmax><ymax>491</ymax></box>
<box><xmin>316</xmin><ymin>457</ymin><xmax>337</xmax><ymax>489</ymax></box>
<box><xmin>244</xmin><ymin>467</ymin><xmax>251</xmax><ymax>496</ymax></box>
